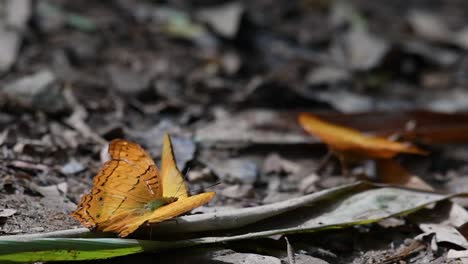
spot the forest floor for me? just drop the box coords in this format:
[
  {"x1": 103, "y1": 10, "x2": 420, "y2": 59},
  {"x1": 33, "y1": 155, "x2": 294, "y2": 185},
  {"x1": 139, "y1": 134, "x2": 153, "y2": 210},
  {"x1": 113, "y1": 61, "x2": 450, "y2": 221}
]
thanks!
[{"x1": 2, "y1": 0, "x2": 468, "y2": 263}]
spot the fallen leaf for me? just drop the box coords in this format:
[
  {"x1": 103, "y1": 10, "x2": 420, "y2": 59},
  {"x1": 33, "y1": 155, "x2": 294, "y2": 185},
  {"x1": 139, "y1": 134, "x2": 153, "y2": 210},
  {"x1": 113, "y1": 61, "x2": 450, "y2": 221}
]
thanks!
[
  {"x1": 0, "y1": 0, "x2": 31, "y2": 72},
  {"x1": 419, "y1": 224, "x2": 468, "y2": 249},
  {"x1": 298, "y1": 173, "x2": 320, "y2": 194},
  {"x1": 447, "y1": 248, "x2": 468, "y2": 260},
  {"x1": 60, "y1": 159, "x2": 85, "y2": 175},
  {"x1": 148, "y1": 182, "x2": 459, "y2": 235},
  {"x1": 1, "y1": 182, "x2": 465, "y2": 262},
  {"x1": 196, "y1": 2, "x2": 244, "y2": 38},
  {"x1": 2, "y1": 70, "x2": 67, "y2": 113},
  {"x1": 313, "y1": 89, "x2": 374, "y2": 113},
  {"x1": 407, "y1": 10, "x2": 452, "y2": 43},
  {"x1": 288, "y1": 254, "x2": 330, "y2": 264},
  {"x1": 382, "y1": 240, "x2": 426, "y2": 264},
  {"x1": 262, "y1": 192, "x2": 301, "y2": 204},
  {"x1": 311, "y1": 110, "x2": 468, "y2": 145},
  {"x1": 211, "y1": 249, "x2": 281, "y2": 264},
  {"x1": 407, "y1": 10, "x2": 468, "y2": 52},
  {"x1": 210, "y1": 158, "x2": 258, "y2": 184},
  {"x1": 409, "y1": 201, "x2": 468, "y2": 232},
  {"x1": 154, "y1": 7, "x2": 213, "y2": 44},
  {"x1": 376, "y1": 159, "x2": 433, "y2": 191},
  {"x1": 342, "y1": 27, "x2": 389, "y2": 71},
  {"x1": 186, "y1": 168, "x2": 215, "y2": 182},
  {"x1": 409, "y1": 200, "x2": 468, "y2": 259},
  {"x1": 306, "y1": 66, "x2": 351, "y2": 86},
  {"x1": 153, "y1": 248, "x2": 284, "y2": 264},
  {"x1": 455, "y1": 26, "x2": 468, "y2": 50},
  {"x1": 298, "y1": 113, "x2": 427, "y2": 162},
  {"x1": 221, "y1": 184, "x2": 254, "y2": 199},
  {"x1": 329, "y1": 1, "x2": 389, "y2": 71},
  {"x1": 0, "y1": 209, "x2": 16, "y2": 218},
  {"x1": 30, "y1": 182, "x2": 75, "y2": 211},
  {"x1": 36, "y1": 2, "x2": 96, "y2": 32},
  {"x1": 107, "y1": 65, "x2": 150, "y2": 95},
  {"x1": 402, "y1": 40, "x2": 459, "y2": 67},
  {"x1": 263, "y1": 153, "x2": 301, "y2": 175}
]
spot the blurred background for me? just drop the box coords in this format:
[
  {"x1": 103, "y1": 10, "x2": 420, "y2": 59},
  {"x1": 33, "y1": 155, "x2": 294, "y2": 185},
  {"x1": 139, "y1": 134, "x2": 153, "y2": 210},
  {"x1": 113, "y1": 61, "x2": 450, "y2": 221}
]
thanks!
[{"x1": 2, "y1": 0, "x2": 468, "y2": 262}]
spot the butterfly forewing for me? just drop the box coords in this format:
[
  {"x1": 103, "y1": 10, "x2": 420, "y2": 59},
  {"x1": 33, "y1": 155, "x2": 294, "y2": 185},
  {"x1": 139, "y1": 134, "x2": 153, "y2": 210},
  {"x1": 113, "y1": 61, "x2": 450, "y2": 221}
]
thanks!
[
  {"x1": 161, "y1": 134, "x2": 188, "y2": 199},
  {"x1": 107, "y1": 139, "x2": 163, "y2": 198},
  {"x1": 71, "y1": 139, "x2": 163, "y2": 229}
]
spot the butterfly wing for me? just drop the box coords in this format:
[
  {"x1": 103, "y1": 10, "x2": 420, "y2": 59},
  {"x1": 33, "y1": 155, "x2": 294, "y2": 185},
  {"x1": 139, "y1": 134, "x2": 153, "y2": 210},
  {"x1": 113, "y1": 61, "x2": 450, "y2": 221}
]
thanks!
[
  {"x1": 71, "y1": 139, "x2": 162, "y2": 230},
  {"x1": 72, "y1": 136, "x2": 215, "y2": 238},
  {"x1": 161, "y1": 134, "x2": 188, "y2": 198},
  {"x1": 102, "y1": 192, "x2": 216, "y2": 237},
  {"x1": 147, "y1": 192, "x2": 215, "y2": 224}
]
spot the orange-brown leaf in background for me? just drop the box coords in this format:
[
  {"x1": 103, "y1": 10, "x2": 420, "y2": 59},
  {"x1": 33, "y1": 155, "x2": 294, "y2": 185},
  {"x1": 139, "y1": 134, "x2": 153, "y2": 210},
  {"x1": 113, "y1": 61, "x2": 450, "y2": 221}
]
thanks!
[
  {"x1": 298, "y1": 113, "x2": 427, "y2": 160},
  {"x1": 313, "y1": 111, "x2": 468, "y2": 145}
]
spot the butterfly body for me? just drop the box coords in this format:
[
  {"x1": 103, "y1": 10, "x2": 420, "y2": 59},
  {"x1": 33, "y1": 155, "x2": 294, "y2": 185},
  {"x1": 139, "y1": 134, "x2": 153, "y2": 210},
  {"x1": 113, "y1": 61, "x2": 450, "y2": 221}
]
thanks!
[
  {"x1": 144, "y1": 197, "x2": 178, "y2": 211},
  {"x1": 71, "y1": 134, "x2": 215, "y2": 237}
]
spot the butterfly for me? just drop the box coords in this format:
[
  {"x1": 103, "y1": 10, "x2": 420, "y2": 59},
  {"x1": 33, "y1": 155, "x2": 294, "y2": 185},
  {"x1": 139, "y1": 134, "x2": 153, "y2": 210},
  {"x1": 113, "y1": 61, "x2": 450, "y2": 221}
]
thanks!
[{"x1": 71, "y1": 134, "x2": 215, "y2": 237}]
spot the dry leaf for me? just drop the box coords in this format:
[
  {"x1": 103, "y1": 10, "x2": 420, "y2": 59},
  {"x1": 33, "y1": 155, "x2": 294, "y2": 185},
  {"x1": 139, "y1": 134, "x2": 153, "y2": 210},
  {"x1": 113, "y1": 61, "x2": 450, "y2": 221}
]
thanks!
[
  {"x1": 376, "y1": 159, "x2": 433, "y2": 191},
  {"x1": 298, "y1": 113, "x2": 427, "y2": 160}
]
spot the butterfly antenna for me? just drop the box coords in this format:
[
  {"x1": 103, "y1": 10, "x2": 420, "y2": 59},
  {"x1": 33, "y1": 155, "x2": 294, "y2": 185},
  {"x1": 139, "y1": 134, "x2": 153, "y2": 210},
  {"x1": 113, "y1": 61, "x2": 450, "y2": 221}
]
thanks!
[{"x1": 194, "y1": 181, "x2": 220, "y2": 193}]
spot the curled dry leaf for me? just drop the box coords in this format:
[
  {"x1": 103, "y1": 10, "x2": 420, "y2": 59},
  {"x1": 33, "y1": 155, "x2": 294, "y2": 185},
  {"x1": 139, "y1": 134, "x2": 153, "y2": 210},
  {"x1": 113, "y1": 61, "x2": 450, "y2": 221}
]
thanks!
[
  {"x1": 0, "y1": 209, "x2": 16, "y2": 218},
  {"x1": 298, "y1": 113, "x2": 427, "y2": 161},
  {"x1": 376, "y1": 159, "x2": 433, "y2": 191},
  {"x1": 314, "y1": 111, "x2": 468, "y2": 145}
]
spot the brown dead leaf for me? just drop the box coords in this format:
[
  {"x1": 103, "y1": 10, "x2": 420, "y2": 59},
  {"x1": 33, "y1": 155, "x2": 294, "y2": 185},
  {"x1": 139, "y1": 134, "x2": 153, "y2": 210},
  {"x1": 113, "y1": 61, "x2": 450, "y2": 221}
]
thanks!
[
  {"x1": 315, "y1": 111, "x2": 468, "y2": 145},
  {"x1": 376, "y1": 159, "x2": 433, "y2": 191},
  {"x1": 263, "y1": 153, "x2": 301, "y2": 175},
  {"x1": 0, "y1": 209, "x2": 16, "y2": 218}
]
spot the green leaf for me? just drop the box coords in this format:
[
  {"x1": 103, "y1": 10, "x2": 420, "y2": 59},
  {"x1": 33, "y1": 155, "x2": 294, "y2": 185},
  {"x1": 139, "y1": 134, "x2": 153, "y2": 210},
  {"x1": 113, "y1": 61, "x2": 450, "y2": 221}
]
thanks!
[{"x1": 0, "y1": 238, "x2": 160, "y2": 262}]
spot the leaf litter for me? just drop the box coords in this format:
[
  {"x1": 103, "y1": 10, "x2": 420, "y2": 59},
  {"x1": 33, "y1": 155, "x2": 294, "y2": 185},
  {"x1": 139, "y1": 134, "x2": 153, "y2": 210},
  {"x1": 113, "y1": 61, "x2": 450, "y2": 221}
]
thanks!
[{"x1": 2, "y1": 1, "x2": 468, "y2": 263}]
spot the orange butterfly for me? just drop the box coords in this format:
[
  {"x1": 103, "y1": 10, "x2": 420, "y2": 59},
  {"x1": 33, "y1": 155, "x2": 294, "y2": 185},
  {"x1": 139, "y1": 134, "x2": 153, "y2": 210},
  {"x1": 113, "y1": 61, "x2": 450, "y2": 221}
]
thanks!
[
  {"x1": 298, "y1": 113, "x2": 427, "y2": 160},
  {"x1": 71, "y1": 134, "x2": 215, "y2": 237}
]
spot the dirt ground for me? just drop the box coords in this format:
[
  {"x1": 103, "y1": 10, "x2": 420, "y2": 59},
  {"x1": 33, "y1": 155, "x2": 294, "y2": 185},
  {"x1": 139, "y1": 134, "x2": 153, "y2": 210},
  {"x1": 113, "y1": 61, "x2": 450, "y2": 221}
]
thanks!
[{"x1": 2, "y1": 0, "x2": 468, "y2": 263}]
